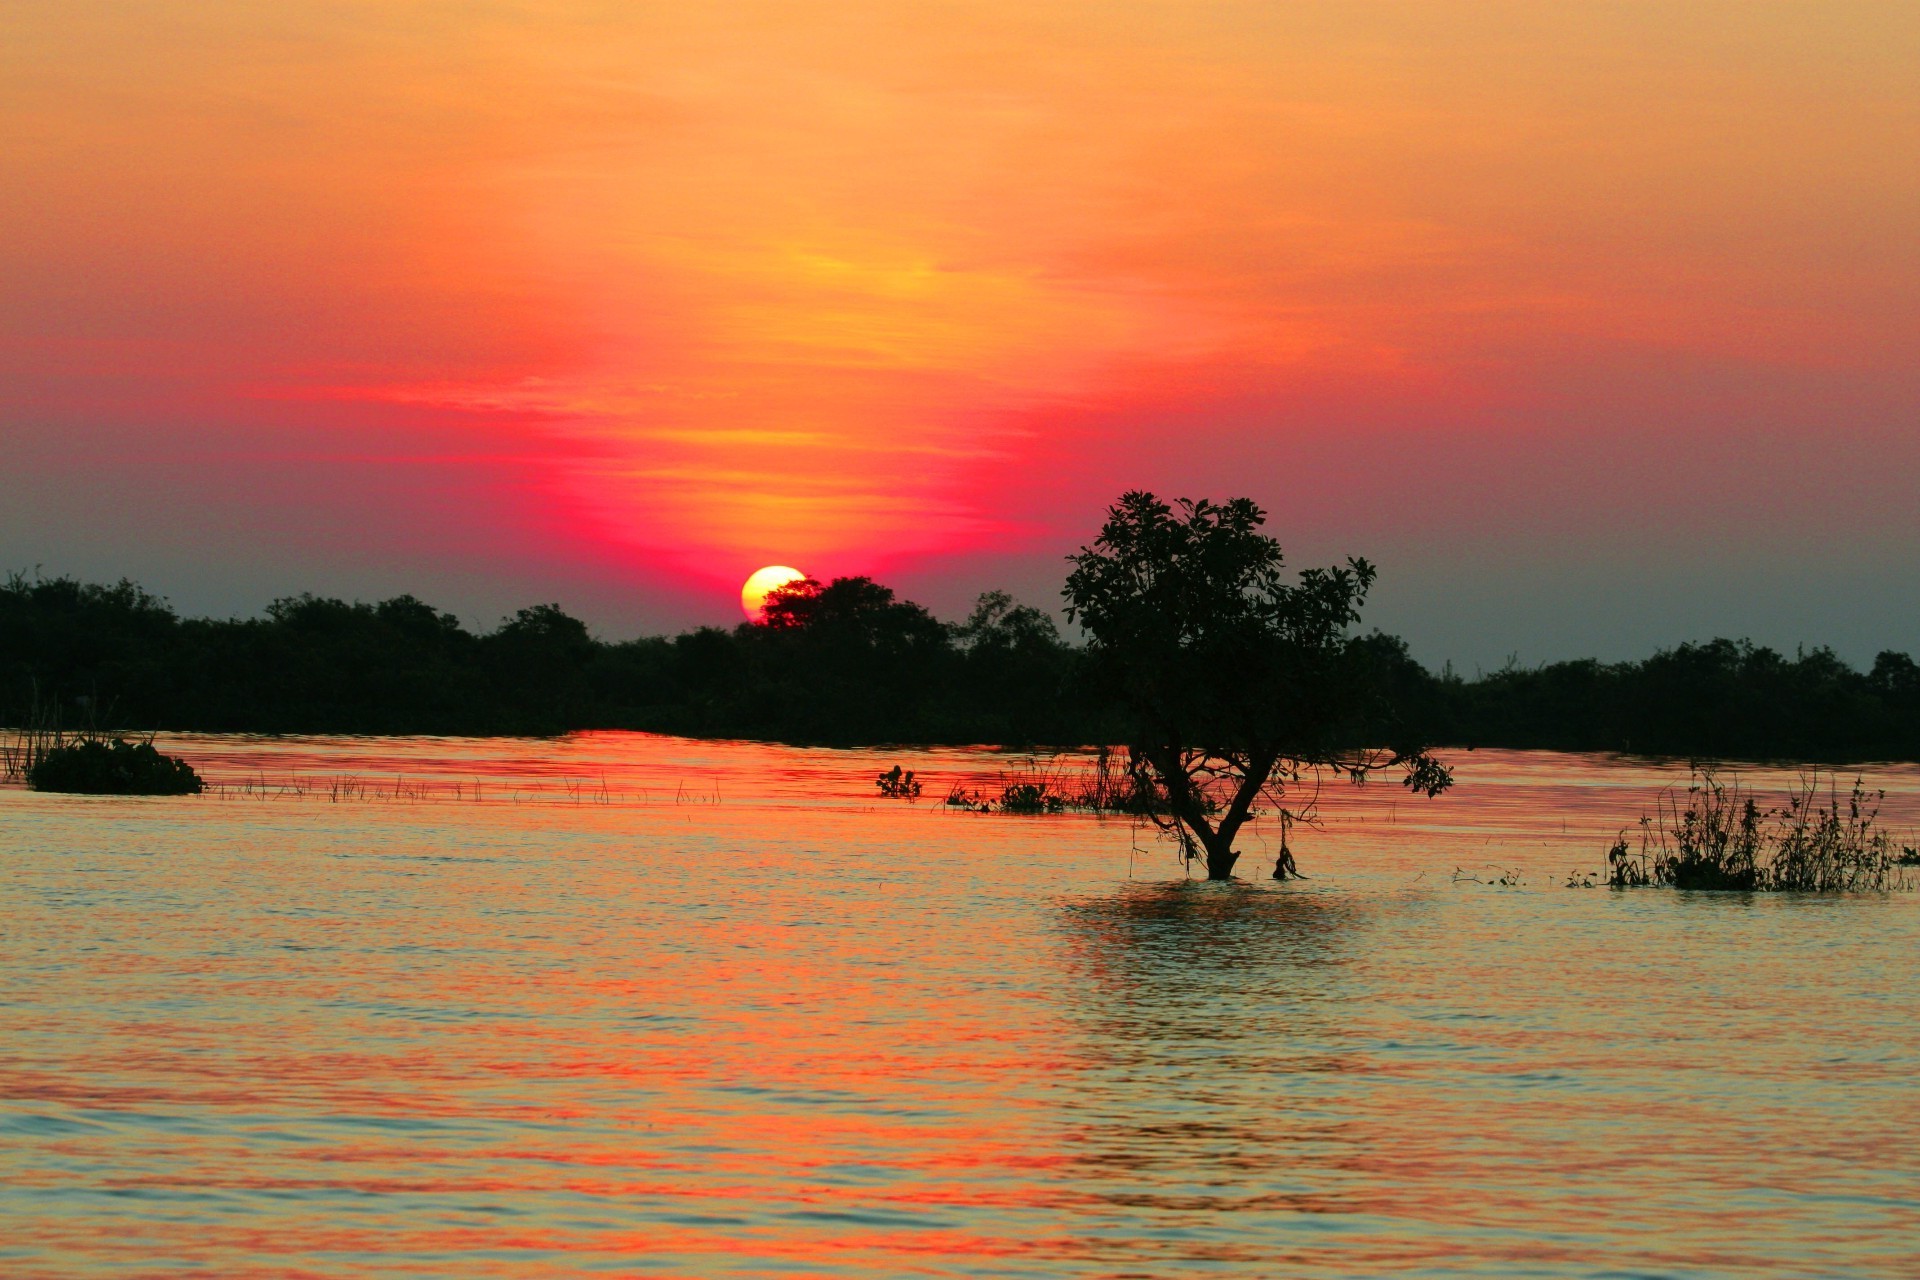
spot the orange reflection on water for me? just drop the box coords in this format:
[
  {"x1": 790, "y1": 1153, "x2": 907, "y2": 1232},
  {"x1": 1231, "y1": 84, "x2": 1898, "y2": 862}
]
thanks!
[{"x1": 2, "y1": 734, "x2": 1919, "y2": 1276}]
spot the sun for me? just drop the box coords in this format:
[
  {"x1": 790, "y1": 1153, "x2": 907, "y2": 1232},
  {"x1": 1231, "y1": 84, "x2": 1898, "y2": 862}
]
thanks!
[{"x1": 740, "y1": 565, "x2": 806, "y2": 620}]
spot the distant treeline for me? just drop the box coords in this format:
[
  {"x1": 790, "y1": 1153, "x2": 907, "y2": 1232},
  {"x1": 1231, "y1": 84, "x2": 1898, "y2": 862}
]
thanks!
[{"x1": 3, "y1": 573, "x2": 1916, "y2": 761}]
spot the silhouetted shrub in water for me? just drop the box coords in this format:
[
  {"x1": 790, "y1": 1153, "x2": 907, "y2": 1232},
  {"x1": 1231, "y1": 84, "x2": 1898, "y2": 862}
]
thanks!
[
  {"x1": 1604, "y1": 768, "x2": 1905, "y2": 892},
  {"x1": 940, "y1": 779, "x2": 1065, "y2": 814},
  {"x1": 1657, "y1": 771, "x2": 1764, "y2": 890},
  {"x1": 1602, "y1": 836, "x2": 1653, "y2": 887},
  {"x1": 939, "y1": 749, "x2": 1203, "y2": 817},
  {"x1": 941, "y1": 758, "x2": 1074, "y2": 813},
  {"x1": 1069, "y1": 745, "x2": 1169, "y2": 815},
  {"x1": 997, "y1": 781, "x2": 1064, "y2": 814},
  {"x1": 875, "y1": 765, "x2": 922, "y2": 799},
  {"x1": 27, "y1": 737, "x2": 204, "y2": 795},
  {"x1": 1766, "y1": 775, "x2": 1901, "y2": 892}
]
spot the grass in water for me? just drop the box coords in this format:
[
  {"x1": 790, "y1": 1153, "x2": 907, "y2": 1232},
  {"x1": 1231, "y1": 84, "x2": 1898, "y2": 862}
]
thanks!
[
  {"x1": 1605, "y1": 767, "x2": 1910, "y2": 891},
  {"x1": 941, "y1": 749, "x2": 1175, "y2": 816}
]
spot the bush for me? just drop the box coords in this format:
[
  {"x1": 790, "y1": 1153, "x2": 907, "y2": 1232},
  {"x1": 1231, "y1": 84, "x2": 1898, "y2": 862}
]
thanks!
[
  {"x1": 27, "y1": 737, "x2": 204, "y2": 795},
  {"x1": 1604, "y1": 768, "x2": 1904, "y2": 892}
]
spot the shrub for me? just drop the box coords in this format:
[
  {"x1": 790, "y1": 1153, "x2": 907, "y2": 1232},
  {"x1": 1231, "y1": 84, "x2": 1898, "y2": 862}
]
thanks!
[
  {"x1": 997, "y1": 781, "x2": 1064, "y2": 814},
  {"x1": 27, "y1": 737, "x2": 204, "y2": 795},
  {"x1": 1604, "y1": 768, "x2": 1904, "y2": 892}
]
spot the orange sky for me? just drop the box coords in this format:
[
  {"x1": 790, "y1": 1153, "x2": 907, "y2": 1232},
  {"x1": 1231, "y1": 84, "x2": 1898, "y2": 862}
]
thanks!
[{"x1": 5, "y1": 3, "x2": 1917, "y2": 660}]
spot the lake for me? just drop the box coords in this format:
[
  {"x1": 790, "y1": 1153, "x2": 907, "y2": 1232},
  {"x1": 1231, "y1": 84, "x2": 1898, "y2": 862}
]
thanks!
[{"x1": 3, "y1": 734, "x2": 1918, "y2": 1278}]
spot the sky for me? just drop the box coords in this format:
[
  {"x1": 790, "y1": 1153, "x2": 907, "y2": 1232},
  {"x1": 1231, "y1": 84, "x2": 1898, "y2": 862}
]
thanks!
[{"x1": 5, "y1": 1, "x2": 1917, "y2": 669}]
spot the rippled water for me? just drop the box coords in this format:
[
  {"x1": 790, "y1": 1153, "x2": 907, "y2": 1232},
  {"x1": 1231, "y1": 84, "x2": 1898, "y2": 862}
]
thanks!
[{"x1": 3, "y1": 734, "x2": 1918, "y2": 1277}]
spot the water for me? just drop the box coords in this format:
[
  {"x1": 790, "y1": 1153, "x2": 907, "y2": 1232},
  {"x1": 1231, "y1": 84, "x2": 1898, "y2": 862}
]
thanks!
[{"x1": 3, "y1": 734, "x2": 1917, "y2": 1278}]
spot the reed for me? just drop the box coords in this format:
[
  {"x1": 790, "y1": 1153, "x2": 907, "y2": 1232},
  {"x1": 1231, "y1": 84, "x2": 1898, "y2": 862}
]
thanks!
[
  {"x1": 943, "y1": 757, "x2": 1069, "y2": 813},
  {"x1": 1, "y1": 684, "x2": 67, "y2": 781},
  {"x1": 938, "y1": 749, "x2": 1181, "y2": 816},
  {"x1": 1068, "y1": 745, "x2": 1169, "y2": 815},
  {"x1": 1605, "y1": 767, "x2": 1908, "y2": 892}
]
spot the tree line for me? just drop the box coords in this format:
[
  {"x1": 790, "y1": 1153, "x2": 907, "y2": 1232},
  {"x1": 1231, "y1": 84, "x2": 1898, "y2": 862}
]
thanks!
[{"x1": 2, "y1": 569, "x2": 1915, "y2": 761}]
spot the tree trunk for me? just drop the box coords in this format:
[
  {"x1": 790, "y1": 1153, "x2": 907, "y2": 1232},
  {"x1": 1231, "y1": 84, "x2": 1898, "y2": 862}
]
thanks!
[
  {"x1": 1197, "y1": 749, "x2": 1279, "y2": 880},
  {"x1": 1140, "y1": 741, "x2": 1273, "y2": 881},
  {"x1": 1202, "y1": 831, "x2": 1239, "y2": 880}
]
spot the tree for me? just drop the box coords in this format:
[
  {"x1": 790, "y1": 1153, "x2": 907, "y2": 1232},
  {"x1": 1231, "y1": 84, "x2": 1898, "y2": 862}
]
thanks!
[
  {"x1": 482, "y1": 603, "x2": 596, "y2": 731},
  {"x1": 757, "y1": 575, "x2": 947, "y2": 650},
  {"x1": 1063, "y1": 491, "x2": 1451, "y2": 879},
  {"x1": 956, "y1": 591, "x2": 1076, "y2": 744},
  {"x1": 958, "y1": 591, "x2": 1062, "y2": 655},
  {"x1": 746, "y1": 575, "x2": 955, "y2": 741}
]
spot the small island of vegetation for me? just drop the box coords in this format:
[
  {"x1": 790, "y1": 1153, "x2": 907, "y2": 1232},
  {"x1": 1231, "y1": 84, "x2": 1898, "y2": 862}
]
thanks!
[
  {"x1": 3, "y1": 717, "x2": 205, "y2": 796},
  {"x1": 1599, "y1": 769, "x2": 1913, "y2": 893},
  {"x1": 27, "y1": 736, "x2": 205, "y2": 796}
]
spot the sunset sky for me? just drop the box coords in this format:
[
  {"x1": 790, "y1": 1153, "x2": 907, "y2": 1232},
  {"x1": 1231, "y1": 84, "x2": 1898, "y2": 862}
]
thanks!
[{"x1": 6, "y1": 2, "x2": 1916, "y2": 666}]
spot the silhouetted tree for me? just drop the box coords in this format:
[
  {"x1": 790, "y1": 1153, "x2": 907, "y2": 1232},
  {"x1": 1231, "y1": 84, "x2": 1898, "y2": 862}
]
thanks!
[
  {"x1": 0, "y1": 573, "x2": 180, "y2": 720},
  {"x1": 745, "y1": 576, "x2": 954, "y2": 740},
  {"x1": 1064, "y1": 491, "x2": 1451, "y2": 879},
  {"x1": 958, "y1": 591, "x2": 1061, "y2": 654},
  {"x1": 759, "y1": 575, "x2": 947, "y2": 649},
  {"x1": 482, "y1": 603, "x2": 596, "y2": 730},
  {"x1": 952, "y1": 591, "x2": 1078, "y2": 742}
]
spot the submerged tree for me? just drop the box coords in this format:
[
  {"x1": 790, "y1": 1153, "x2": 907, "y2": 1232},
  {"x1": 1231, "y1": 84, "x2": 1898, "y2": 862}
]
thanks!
[{"x1": 1064, "y1": 491, "x2": 1451, "y2": 879}]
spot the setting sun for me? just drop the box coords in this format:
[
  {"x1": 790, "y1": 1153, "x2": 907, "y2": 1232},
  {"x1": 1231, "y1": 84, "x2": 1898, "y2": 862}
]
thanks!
[{"x1": 740, "y1": 565, "x2": 806, "y2": 621}]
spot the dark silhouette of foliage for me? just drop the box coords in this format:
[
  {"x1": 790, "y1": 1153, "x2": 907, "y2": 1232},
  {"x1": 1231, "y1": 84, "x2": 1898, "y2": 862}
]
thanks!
[
  {"x1": 1064, "y1": 491, "x2": 1452, "y2": 879},
  {"x1": 1429, "y1": 638, "x2": 1920, "y2": 761},
  {"x1": 1, "y1": 563, "x2": 1915, "y2": 763},
  {"x1": 28, "y1": 737, "x2": 204, "y2": 795},
  {"x1": 1605, "y1": 769, "x2": 1904, "y2": 892}
]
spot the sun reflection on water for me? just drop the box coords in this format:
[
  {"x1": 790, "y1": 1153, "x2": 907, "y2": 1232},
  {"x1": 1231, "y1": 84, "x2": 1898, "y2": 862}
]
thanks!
[{"x1": 2, "y1": 735, "x2": 1918, "y2": 1276}]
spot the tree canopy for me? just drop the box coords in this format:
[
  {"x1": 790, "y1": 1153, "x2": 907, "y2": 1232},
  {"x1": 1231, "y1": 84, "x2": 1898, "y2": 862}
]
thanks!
[{"x1": 1065, "y1": 491, "x2": 1452, "y2": 879}]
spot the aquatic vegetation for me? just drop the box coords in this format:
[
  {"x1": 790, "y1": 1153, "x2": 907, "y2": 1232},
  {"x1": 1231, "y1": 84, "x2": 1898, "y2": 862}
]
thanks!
[
  {"x1": 1069, "y1": 745, "x2": 1167, "y2": 814},
  {"x1": 2, "y1": 684, "x2": 200, "y2": 795},
  {"x1": 1604, "y1": 768, "x2": 1908, "y2": 891},
  {"x1": 937, "y1": 750, "x2": 1180, "y2": 817},
  {"x1": 875, "y1": 765, "x2": 922, "y2": 799},
  {"x1": 0, "y1": 722, "x2": 54, "y2": 782},
  {"x1": 942, "y1": 760, "x2": 1069, "y2": 814},
  {"x1": 26, "y1": 736, "x2": 204, "y2": 795},
  {"x1": 1454, "y1": 865, "x2": 1525, "y2": 887},
  {"x1": 996, "y1": 781, "x2": 1064, "y2": 814}
]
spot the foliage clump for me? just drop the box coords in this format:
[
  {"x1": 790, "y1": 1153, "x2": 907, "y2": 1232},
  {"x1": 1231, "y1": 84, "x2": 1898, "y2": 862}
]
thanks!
[
  {"x1": 27, "y1": 736, "x2": 204, "y2": 795},
  {"x1": 943, "y1": 758, "x2": 1070, "y2": 814},
  {"x1": 1604, "y1": 768, "x2": 1907, "y2": 892}
]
